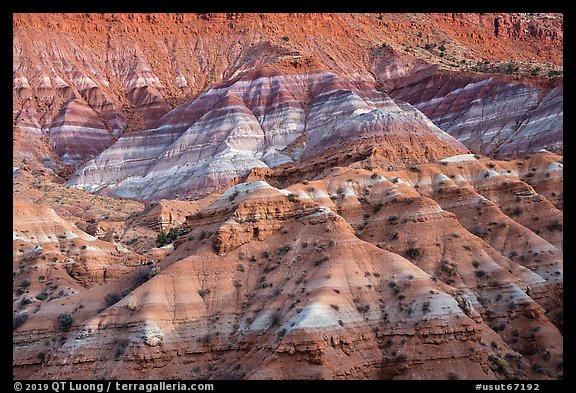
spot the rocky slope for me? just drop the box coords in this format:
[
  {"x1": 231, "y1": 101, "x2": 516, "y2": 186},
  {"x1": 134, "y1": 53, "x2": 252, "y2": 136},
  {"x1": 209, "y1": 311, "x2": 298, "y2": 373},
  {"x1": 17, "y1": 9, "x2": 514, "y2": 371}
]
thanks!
[
  {"x1": 13, "y1": 13, "x2": 563, "y2": 175},
  {"x1": 66, "y1": 67, "x2": 468, "y2": 200},
  {"x1": 13, "y1": 151, "x2": 563, "y2": 380},
  {"x1": 13, "y1": 13, "x2": 563, "y2": 380},
  {"x1": 387, "y1": 69, "x2": 563, "y2": 157}
]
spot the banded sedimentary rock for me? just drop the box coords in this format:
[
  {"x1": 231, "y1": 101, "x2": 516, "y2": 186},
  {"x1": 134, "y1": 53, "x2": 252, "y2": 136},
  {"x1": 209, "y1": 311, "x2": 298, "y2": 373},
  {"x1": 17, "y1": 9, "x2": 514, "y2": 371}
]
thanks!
[
  {"x1": 67, "y1": 69, "x2": 468, "y2": 200},
  {"x1": 388, "y1": 71, "x2": 563, "y2": 157}
]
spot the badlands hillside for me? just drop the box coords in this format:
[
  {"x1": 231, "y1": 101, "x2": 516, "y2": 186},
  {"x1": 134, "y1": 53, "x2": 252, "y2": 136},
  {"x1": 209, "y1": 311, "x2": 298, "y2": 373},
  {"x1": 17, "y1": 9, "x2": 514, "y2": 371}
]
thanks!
[{"x1": 13, "y1": 13, "x2": 562, "y2": 380}]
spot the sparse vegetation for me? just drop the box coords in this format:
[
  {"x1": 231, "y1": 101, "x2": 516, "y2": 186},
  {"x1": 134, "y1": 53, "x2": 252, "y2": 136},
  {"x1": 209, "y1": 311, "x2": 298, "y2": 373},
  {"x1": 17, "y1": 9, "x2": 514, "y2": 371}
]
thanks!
[
  {"x1": 156, "y1": 231, "x2": 167, "y2": 247},
  {"x1": 314, "y1": 255, "x2": 330, "y2": 266},
  {"x1": 18, "y1": 279, "x2": 31, "y2": 289},
  {"x1": 277, "y1": 244, "x2": 291, "y2": 254},
  {"x1": 13, "y1": 313, "x2": 28, "y2": 330},
  {"x1": 228, "y1": 190, "x2": 239, "y2": 201},
  {"x1": 105, "y1": 292, "x2": 123, "y2": 306},
  {"x1": 133, "y1": 266, "x2": 160, "y2": 287},
  {"x1": 287, "y1": 193, "x2": 299, "y2": 202},
  {"x1": 58, "y1": 313, "x2": 73, "y2": 332},
  {"x1": 422, "y1": 301, "x2": 431, "y2": 314},
  {"x1": 198, "y1": 288, "x2": 211, "y2": 298},
  {"x1": 156, "y1": 227, "x2": 181, "y2": 247},
  {"x1": 35, "y1": 292, "x2": 48, "y2": 301},
  {"x1": 405, "y1": 247, "x2": 422, "y2": 260},
  {"x1": 548, "y1": 69, "x2": 562, "y2": 77},
  {"x1": 124, "y1": 238, "x2": 138, "y2": 246},
  {"x1": 270, "y1": 311, "x2": 282, "y2": 327},
  {"x1": 547, "y1": 220, "x2": 562, "y2": 232},
  {"x1": 510, "y1": 207, "x2": 523, "y2": 217}
]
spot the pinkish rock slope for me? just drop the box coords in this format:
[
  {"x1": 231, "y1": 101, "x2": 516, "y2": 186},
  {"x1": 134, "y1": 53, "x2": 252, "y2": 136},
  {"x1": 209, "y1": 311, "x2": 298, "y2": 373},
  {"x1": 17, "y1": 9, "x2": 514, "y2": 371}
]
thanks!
[
  {"x1": 387, "y1": 70, "x2": 563, "y2": 157},
  {"x1": 67, "y1": 69, "x2": 468, "y2": 200}
]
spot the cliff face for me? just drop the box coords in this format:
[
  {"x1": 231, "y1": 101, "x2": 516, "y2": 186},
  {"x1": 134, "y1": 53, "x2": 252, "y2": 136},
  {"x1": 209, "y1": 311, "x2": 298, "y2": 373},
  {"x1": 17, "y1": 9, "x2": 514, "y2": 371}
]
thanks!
[
  {"x1": 13, "y1": 13, "x2": 563, "y2": 380},
  {"x1": 13, "y1": 13, "x2": 562, "y2": 175}
]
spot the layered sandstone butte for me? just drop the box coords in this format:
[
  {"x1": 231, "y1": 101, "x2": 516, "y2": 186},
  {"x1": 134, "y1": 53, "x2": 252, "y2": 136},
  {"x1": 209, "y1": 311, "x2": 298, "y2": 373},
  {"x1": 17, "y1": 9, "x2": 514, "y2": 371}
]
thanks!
[{"x1": 13, "y1": 13, "x2": 562, "y2": 381}]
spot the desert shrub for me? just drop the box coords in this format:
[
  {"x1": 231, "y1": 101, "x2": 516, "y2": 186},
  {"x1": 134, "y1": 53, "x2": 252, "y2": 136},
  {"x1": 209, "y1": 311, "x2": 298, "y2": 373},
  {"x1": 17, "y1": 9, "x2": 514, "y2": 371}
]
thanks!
[
  {"x1": 228, "y1": 190, "x2": 239, "y2": 201},
  {"x1": 422, "y1": 301, "x2": 431, "y2": 314},
  {"x1": 277, "y1": 244, "x2": 291, "y2": 254},
  {"x1": 287, "y1": 193, "x2": 299, "y2": 202},
  {"x1": 133, "y1": 266, "x2": 160, "y2": 287},
  {"x1": 405, "y1": 247, "x2": 422, "y2": 260},
  {"x1": 547, "y1": 220, "x2": 562, "y2": 232},
  {"x1": 505, "y1": 63, "x2": 515, "y2": 74},
  {"x1": 58, "y1": 313, "x2": 73, "y2": 332},
  {"x1": 124, "y1": 238, "x2": 138, "y2": 246},
  {"x1": 13, "y1": 313, "x2": 28, "y2": 330},
  {"x1": 105, "y1": 292, "x2": 122, "y2": 306},
  {"x1": 270, "y1": 311, "x2": 282, "y2": 327},
  {"x1": 156, "y1": 231, "x2": 167, "y2": 247},
  {"x1": 18, "y1": 279, "x2": 31, "y2": 288},
  {"x1": 198, "y1": 288, "x2": 211, "y2": 298},
  {"x1": 35, "y1": 292, "x2": 48, "y2": 301},
  {"x1": 510, "y1": 207, "x2": 523, "y2": 217},
  {"x1": 373, "y1": 202, "x2": 383, "y2": 213},
  {"x1": 167, "y1": 227, "x2": 179, "y2": 241}
]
